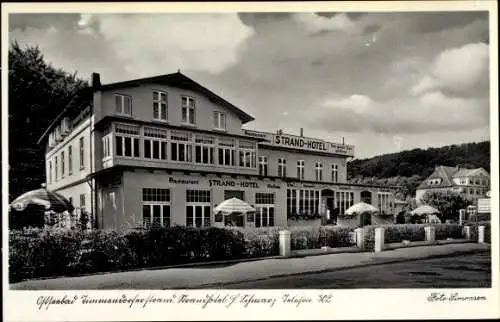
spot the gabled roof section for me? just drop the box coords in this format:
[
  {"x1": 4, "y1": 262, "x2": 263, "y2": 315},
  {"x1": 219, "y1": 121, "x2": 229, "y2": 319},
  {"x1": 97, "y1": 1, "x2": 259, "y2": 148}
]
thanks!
[
  {"x1": 417, "y1": 165, "x2": 459, "y2": 190},
  {"x1": 37, "y1": 87, "x2": 93, "y2": 144},
  {"x1": 96, "y1": 71, "x2": 255, "y2": 124},
  {"x1": 453, "y1": 167, "x2": 489, "y2": 177}
]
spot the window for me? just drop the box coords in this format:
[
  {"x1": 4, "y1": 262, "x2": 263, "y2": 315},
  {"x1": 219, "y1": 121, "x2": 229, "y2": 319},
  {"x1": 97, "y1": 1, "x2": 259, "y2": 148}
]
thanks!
[
  {"x1": 460, "y1": 178, "x2": 466, "y2": 185},
  {"x1": 213, "y1": 111, "x2": 226, "y2": 130},
  {"x1": 195, "y1": 135, "x2": 215, "y2": 165},
  {"x1": 238, "y1": 140, "x2": 256, "y2": 168},
  {"x1": 79, "y1": 137, "x2": 85, "y2": 169},
  {"x1": 171, "y1": 130, "x2": 193, "y2": 162},
  {"x1": 68, "y1": 146, "x2": 73, "y2": 175},
  {"x1": 378, "y1": 192, "x2": 392, "y2": 214},
  {"x1": 336, "y1": 191, "x2": 354, "y2": 216},
  {"x1": 315, "y1": 162, "x2": 323, "y2": 181},
  {"x1": 153, "y1": 91, "x2": 168, "y2": 121},
  {"x1": 287, "y1": 189, "x2": 320, "y2": 215},
  {"x1": 181, "y1": 96, "x2": 196, "y2": 124},
  {"x1": 102, "y1": 134, "x2": 112, "y2": 158},
  {"x1": 48, "y1": 160, "x2": 52, "y2": 184},
  {"x1": 60, "y1": 151, "x2": 65, "y2": 178},
  {"x1": 54, "y1": 156, "x2": 58, "y2": 181},
  {"x1": 331, "y1": 164, "x2": 338, "y2": 183},
  {"x1": 115, "y1": 94, "x2": 132, "y2": 116},
  {"x1": 186, "y1": 190, "x2": 211, "y2": 227},
  {"x1": 297, "y1": 160, "x2": 305, "y2": 180},
  {"x1": 258, "y1": 156, "x2": 268, "y2": 176},
  {"x1": 144, "y1": 127, "x2": 168, "y2": 160},
  {"x1": 218, "y1": 138, "x2": 235, "y2": 166},
  {"x1": 255, "y1": 193, "x2": 275, "y2": 227},
  {"x1": 277, "y1": 158, "x2": 287, "y2": 177},
  {"x1": 142, "y1": 188, "x2": 170, "y2": 228},
  {"x1": 115, "y1": 124, "x2": 140, "y2": 158},
  {"x1": 80, "y1": 193, "x2": 86, "y2": 212}
]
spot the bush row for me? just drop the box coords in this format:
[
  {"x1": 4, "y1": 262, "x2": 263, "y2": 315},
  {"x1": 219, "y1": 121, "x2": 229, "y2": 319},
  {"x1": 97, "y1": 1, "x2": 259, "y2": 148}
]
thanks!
[
  {"x1": 9, "y1": 226, "x2": 248, "y2": 283},
  {"x1": 289, "y1": 226, "x2": 355, "y2": 250},
  {"x1": 362, "y1": 223, "x2": 467, "y2": 250},
  {"x1": 463, "y1": 221, "x2": 491, "y2": 243}
]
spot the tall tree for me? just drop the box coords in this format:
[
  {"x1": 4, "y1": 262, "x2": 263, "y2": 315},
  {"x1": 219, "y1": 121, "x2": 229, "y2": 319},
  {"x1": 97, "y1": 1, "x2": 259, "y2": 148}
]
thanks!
[
  {"x1": 421, "y1": 191, "x2": 471, "y2": 222},
  {"x1": 8, "y1": 42, "x2": 88, "y2": 201}
]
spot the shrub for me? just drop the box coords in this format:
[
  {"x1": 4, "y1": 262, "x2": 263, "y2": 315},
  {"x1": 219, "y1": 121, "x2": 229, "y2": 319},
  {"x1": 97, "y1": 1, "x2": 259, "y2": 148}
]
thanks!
[
  {"x1": 290, "y1": 226, "x2": 355, "y2": 250},
  {"x1": 463, "y1": 221, "x2": 491, "y2": 243},
  {"x1": 362, "y1": 223, "x2": 467, "y2": 250},
  {"x1": 229, "y1": 227, "x2": 280, "y2": 257}
]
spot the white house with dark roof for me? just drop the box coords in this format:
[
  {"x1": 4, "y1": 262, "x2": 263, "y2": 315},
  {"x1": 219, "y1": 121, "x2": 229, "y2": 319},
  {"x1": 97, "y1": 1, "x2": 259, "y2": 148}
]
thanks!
[{"x1": 415, "y1": 165, "x2": 490, "y2": 204}]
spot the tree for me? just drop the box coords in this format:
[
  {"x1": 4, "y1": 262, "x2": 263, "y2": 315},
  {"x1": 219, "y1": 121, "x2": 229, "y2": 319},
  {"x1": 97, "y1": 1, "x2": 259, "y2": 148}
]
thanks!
[
  {"x1": 8, "y1": 42, "x2": 88, "y2": 201},
  {"x1": 421, "y1": 191, "x2": 471, "y2": 222}
]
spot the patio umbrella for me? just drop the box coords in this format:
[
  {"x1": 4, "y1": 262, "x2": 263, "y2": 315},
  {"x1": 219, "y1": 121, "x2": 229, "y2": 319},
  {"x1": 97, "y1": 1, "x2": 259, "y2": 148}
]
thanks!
[
  {"x1": 10, "y1": 184, "x2": 74, "y2": 213},
  {"x1": 410, "y1": 205, "x2": 440, "y2": 215},
  {"x1": 345, "y1": 202, "x2": 378, "y2": 216},
  {"x1": 214, "y1": 197, "x2": 255, "y2": 214}
]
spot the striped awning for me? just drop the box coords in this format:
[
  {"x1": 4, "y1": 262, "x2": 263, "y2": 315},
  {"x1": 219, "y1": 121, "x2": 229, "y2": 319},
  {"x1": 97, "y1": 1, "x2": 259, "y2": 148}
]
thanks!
[{"x1": 214, "y1": 198, "x2": 255, "y2": 214}]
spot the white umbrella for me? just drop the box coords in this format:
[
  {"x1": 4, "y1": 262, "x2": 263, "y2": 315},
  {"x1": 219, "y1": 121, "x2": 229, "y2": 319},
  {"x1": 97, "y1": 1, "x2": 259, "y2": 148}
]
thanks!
[
  {"x1": 410, "y1": 205, "x2": 440, "y2": 215},
  {"x1": 345, "y1": 202, "x2": 379, "y2": 216},
  {"x1": 214, "y1": 198, "x2": 255, "y2": 214}
]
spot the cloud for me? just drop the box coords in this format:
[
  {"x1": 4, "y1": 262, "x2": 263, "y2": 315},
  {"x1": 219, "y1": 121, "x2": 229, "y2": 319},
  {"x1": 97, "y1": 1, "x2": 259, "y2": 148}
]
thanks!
[
  {"x1": 310, "y1": 91, "x2": 488, "y2": 134},
  {"x1": 80, "y1": 13, "x2": 254, "y2": 76},
  {"x1": 292, "y1": 13, "x2": 357, "y2": 34},
  {"x1": 411, "y1": 42, "x2": 489, "y2": 95}
]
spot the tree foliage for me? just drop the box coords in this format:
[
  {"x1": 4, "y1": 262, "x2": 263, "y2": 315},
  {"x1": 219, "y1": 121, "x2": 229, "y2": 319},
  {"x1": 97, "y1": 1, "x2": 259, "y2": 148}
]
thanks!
[
  {"x1": 8, "y1": 42, "x2": 88, "y2": 201},
  {"x1": 421, "y1": 190, "x2": 471, "y2": 222},
  {"x1": 347, "y1": 142, "x2": 490, "y2": 198},
  {"x1": 348, "y1": 141, "x2": 490, "y2": 179}
]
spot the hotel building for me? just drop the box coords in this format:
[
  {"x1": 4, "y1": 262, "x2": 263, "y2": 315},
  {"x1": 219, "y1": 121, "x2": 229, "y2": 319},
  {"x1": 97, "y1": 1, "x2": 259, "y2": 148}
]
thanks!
[{"x1": 39, "y1": 72, "x2": 397, "y2": 231}]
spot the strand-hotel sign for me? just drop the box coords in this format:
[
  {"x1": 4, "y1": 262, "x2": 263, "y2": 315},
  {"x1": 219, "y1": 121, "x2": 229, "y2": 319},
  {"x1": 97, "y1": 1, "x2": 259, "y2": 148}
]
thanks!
[{"x1": 243, "y1": 130, "x2": 355, "y2": 157}]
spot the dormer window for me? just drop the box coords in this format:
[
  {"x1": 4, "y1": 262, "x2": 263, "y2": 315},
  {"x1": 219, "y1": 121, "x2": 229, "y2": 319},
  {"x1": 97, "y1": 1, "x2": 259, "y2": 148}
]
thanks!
[
  {"x1": 181, "y1": 96, "x2": 196, "y2": 125},
  {"x1": 115, "y1": 94, "x2": 132, "y2": 116},
  {"x1": 153, "y1": 91, "x2": 168, "y2": 121}
]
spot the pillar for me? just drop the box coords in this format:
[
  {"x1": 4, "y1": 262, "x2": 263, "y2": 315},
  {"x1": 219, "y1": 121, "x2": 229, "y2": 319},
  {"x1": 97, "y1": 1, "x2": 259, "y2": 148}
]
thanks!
[
  {"x1": 355, "y1": 228, "x2": 365, "y2": 249},
  {"x1": 464, "y1": 226, "x2": 472, "y2": 240},
  {"x1": 424, "y1": 226, "x2": 436, "y2": 242},
  {"x1": 279, "y1": 230, "x2": 292, "y2": 257},
  {"x1": 374, "y1": 227, "x2": 385, "y2": 253},
  {"x1": 478, "y1": 226, "x2": 485, "y2": 244}
]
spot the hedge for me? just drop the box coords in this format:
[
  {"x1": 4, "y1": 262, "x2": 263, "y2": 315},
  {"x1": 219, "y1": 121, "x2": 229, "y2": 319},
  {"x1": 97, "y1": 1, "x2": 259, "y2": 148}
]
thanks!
[
  {"x1": 9, "y1": 226, "x2": 247, "y2": 283},
  {"x1": 290, "y1": 226, "x2": 355, "y2": 250},
  {"x1": 363, "y1": 223, "x2": 467, "y2": 250},
  {"x1": 463, "y1": 221, "x2": 491, "y2": 243}
]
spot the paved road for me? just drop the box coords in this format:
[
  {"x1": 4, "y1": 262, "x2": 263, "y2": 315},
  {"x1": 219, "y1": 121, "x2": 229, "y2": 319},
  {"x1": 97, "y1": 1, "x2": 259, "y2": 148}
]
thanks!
[{"x1": 210, "y1": 252, "x2": 491, "y2": 289}]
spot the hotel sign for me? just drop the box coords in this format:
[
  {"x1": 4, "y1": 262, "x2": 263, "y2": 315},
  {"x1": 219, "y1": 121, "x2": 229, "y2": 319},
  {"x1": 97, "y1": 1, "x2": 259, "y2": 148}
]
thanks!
[{"x1": 244, "y1": 130, "x2": 354, "y2": 156}]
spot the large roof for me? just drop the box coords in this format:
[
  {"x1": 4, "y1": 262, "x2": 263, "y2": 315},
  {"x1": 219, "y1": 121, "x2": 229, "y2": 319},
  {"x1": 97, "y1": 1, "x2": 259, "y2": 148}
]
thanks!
[
  {"x1": 38, "y1": 72, "x2": 255, "y2": 144},
  {"x1": 97, "y1": 71, "x2": 254, "y2": 124},
  {"x1": 417, "y1": 165, "x2": 487, "y2": 190}
]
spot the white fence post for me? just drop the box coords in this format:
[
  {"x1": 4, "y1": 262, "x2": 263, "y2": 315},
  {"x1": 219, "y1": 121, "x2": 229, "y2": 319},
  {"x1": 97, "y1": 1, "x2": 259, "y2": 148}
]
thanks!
[
  {"x1": 424, "y1": 226, "x2": 436, "y2": 243},
  {"x1": 355, "y1": 228, "x2": 365, "y2": 249},
  {"x1": 374, "y1": 227, "x2": 385, "y2": 253},
  {"x1": 279, "y1": 230, "x2": 292, "y2": 257},
  {"x1": 464, "y1": 226, "x2": 472, "y2": 240},
  {"x1": 478, "y1": 226, "x2": 486, "y2": 244}
]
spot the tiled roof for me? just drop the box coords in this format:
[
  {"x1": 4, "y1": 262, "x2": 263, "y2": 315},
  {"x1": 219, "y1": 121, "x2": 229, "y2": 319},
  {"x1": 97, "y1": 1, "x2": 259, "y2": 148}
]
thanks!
[{"x1": 417, "y1": 165, "x2": 487, "y2": 190}]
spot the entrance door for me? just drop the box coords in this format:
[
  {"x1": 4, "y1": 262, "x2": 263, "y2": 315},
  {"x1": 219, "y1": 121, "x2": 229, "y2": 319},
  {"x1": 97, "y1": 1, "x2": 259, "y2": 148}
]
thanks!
[
  {"x1": 224, "y1": 212, "x2": 245, "y2": 227},
  {"x1": 359, "y1": 212, "x2": 372, "y2": 227},
  {"x1": 326, "y1": 197, "x2": 336, "y2": 223}
]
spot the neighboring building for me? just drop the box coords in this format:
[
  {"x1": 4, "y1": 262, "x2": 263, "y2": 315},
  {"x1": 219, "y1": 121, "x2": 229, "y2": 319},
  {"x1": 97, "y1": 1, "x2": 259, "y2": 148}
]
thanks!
[
  {"x1": 415, "y1": 165, "x2": 490, "y2": 204},
  {"x1": 38, "y1": 71, "x2": 397, "y2": 231}
]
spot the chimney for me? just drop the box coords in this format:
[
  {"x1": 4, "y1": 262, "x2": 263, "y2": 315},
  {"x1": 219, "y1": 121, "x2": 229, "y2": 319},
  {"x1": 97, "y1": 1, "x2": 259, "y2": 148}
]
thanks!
[
  {"x1": 277, "y1": 129, "x2": 283, "y2": 135},
  {"x1": 300, "y1": 128, "x2": 304, "y2": 137},
  {"x1": 342, "y1": 137, "x2": 345, "y2": 145},
  {"x1": 91, "y1": 72, "x2": 101, "y2": 89}
]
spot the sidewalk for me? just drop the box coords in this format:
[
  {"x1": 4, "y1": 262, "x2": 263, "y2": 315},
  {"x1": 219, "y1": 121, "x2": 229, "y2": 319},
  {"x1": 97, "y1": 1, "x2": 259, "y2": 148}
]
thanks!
[{"x1": 10, "y1": 243, "x2": 490, "y2": 290}]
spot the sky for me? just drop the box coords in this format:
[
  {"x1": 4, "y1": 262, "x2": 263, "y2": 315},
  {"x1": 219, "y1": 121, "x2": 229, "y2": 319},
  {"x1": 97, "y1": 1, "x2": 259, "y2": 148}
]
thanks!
[{"x1": 8, "y1": 10, "x2": 491, "y2": 159}]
